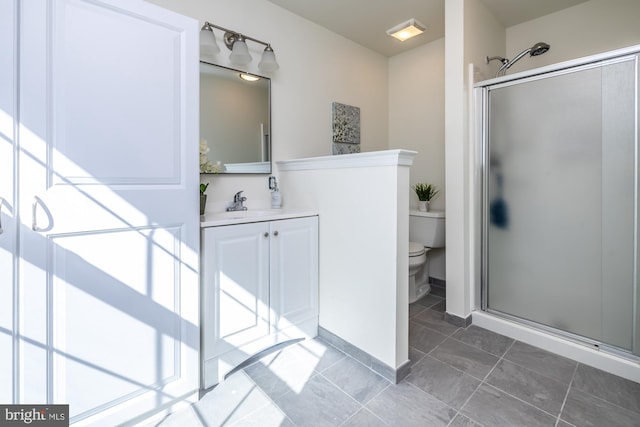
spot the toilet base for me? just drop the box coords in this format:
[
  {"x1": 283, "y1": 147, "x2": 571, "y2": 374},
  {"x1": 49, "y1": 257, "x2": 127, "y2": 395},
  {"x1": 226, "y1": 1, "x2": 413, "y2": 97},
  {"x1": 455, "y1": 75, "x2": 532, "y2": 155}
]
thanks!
[
  {"x1": 408, "y1": 275, "x2": 431, "y2": 304},
  {"x1": 414, "y1": 282, "x2": 432, "y2": 303}
]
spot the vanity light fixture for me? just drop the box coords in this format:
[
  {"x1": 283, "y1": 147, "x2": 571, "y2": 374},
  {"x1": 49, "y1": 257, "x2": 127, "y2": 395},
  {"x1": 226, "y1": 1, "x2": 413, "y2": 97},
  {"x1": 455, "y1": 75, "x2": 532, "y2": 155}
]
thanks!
[
  {"x1": 200, "y1": 21, "x2": 279, "y2": 72},
  {"x1": 239, "y1": 73, "x2": 260, "y2": 82},
  {"x1": 386, "y1": 18, "x2": 426, "y2": 42}
]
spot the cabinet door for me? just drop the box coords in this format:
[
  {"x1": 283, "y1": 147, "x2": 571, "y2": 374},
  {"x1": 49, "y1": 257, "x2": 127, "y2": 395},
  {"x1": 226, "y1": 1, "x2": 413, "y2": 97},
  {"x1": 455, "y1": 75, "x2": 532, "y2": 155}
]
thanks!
[
  {"x1": 202, "y1": 223, "x2": 270, "y2": 361},
  {"x1": 270, "y1": 217, "x2": 319, "y2": 331}
]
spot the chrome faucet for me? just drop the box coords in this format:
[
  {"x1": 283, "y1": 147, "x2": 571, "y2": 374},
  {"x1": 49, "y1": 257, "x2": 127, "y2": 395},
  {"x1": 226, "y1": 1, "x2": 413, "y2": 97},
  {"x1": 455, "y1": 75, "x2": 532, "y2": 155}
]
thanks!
[{"x1": 227, "y1": 191, "x2": 248, "y2": 211}]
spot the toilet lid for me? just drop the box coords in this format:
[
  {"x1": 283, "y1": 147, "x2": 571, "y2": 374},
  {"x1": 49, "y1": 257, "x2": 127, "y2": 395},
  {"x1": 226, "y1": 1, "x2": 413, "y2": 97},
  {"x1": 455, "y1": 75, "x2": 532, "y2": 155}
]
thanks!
[{"x1": 409, "y1": 242, "x2": 426, "y2": 256}]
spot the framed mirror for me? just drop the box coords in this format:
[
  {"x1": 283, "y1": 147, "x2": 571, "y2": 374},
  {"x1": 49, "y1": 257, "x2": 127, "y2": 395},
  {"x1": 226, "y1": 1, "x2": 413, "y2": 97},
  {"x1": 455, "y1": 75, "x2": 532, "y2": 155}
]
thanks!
[{"x1": 200, "y1": 61, "x2": 271, "y2": 174}]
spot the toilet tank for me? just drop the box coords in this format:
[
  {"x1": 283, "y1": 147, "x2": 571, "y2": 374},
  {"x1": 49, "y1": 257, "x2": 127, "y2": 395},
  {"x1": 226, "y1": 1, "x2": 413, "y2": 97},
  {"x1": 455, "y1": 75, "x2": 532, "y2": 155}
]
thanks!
[{"x1": 409, "y1": 210, "x2": 445, "y2": 248}]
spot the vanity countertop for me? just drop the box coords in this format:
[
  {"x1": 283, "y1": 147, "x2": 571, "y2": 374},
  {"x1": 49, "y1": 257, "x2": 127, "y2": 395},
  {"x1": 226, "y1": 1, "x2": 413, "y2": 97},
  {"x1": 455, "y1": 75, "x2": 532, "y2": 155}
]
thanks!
[{"x1": 200, "y1": 208, "x2": 318, "y2": 227}]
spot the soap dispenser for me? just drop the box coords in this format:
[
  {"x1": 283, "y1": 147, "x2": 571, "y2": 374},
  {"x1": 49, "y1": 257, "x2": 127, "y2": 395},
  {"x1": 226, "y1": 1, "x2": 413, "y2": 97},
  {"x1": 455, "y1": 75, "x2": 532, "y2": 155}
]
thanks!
[{"x1": 269, "y1": 176, "x2": 282, "y2": 209}]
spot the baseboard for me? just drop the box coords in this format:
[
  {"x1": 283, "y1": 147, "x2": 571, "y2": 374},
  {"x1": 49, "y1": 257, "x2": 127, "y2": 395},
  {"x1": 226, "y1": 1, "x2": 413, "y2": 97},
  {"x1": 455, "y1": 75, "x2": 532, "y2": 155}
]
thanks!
[
  {"x1": 429, "y1": 277, "x2": 446, "y2": 287},
  {"x1": 318, "y1": 327, "x2": 410, "y2": 384},
  {"x1": 444, "y1": 311, "x2": 472, "y2": 328}
]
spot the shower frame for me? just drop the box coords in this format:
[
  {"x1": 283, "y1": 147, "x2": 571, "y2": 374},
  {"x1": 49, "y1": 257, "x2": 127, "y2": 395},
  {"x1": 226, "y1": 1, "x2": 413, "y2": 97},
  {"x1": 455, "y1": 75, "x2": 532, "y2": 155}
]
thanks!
[{"x1": 475, "y1": 44, "x2": 640, "y2": 362}]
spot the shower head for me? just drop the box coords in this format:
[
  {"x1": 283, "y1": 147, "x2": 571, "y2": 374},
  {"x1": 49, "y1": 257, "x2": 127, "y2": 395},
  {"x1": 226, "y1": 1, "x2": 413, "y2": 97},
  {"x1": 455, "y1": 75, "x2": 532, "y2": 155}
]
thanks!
[
  {"x1": 530, "y1": 42, "x2": 550, "y2": 56},
  {"x1": 495, "y1": 41, "x2": 551, "y2": 77}
]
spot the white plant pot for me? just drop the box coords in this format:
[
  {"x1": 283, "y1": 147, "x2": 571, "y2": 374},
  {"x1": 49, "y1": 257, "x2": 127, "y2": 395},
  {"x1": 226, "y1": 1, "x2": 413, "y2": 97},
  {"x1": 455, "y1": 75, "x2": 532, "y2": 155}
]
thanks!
[{"x1": 418, "y1": 200, "x2": 429, "y2": 212}]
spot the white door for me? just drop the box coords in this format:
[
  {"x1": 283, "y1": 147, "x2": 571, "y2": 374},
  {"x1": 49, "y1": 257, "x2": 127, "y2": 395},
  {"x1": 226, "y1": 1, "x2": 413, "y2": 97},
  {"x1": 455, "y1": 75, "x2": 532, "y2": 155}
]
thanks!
[
  {"x1": 0, "y1": 0, "x2": 18, "y2": 405},
  {"x1": 270, "y1": 217, "x2": 319, "y2": 332},
  {"x1": 15, "y1": 0, "x2": 199, "y2": 425}
]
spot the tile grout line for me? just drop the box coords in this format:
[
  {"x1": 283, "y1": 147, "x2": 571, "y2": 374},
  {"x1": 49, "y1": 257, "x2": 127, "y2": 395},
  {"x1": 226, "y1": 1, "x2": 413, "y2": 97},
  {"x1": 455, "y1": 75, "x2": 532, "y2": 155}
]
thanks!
[
  {"x1": 480, "y1": 381, "x2": 561, "y2": 421},
  {"x1": 499, "y1": 344, "x2": 578, "y2": 389},
  {"x1": 314, "y1": 370, "x2": 374, "y2": 424},
  {"x1": 469, "y1": 336, "x2": 564, "y2": 421},
  {"x1": 238, "y1": 340, "x2": 350, "y2": 427},
  {"x1": 453, "y1": 339, "x2": 515, "y2": 425},
  {"x1": 567, "y1": 366, "x2": 640, "y2": 418},
  {"x1": 555, "y1": 362, "x2": 579, "y2": 427},
  {"x1": 401, "y1": 380, "x2": 463, "y2": 425}
]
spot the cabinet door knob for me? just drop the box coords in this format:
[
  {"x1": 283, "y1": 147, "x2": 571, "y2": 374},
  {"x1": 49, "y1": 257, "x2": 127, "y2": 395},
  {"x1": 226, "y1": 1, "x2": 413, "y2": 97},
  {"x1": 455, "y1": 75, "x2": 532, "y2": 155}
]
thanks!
[
  {"x1": 263, "y1": 232, "x2": 269, "y2": 238},
  {"x1": 273, "y1": 230, "x2": 279, "y2": 237}
]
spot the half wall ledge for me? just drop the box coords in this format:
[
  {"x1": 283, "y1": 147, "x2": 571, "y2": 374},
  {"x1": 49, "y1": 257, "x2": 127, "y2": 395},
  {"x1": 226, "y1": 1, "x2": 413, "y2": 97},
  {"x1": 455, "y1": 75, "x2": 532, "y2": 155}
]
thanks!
[{"x1": 277, "y1": 149, "x2": 417, "y2": 171}]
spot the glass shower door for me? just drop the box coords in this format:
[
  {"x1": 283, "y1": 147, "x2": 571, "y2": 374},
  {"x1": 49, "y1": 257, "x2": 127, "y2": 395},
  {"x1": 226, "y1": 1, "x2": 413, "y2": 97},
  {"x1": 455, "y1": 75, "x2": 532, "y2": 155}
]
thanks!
[{"x1": 484, "y1": 55, "x2": 639, "y2": 355}]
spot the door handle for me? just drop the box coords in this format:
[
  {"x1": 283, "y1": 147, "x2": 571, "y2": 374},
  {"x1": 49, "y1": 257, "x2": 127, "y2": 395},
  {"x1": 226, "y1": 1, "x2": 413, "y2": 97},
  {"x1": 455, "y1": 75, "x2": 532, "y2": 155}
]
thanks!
[
  {"x1": 31, "y1": 196, "x2": 53, "y2": 232},
  {"x1": 32, "y1": 197, "x2": 41, "y2": 231},
  {"x1": 0, "y1": 197, "x2": 4, "y2": 234}
]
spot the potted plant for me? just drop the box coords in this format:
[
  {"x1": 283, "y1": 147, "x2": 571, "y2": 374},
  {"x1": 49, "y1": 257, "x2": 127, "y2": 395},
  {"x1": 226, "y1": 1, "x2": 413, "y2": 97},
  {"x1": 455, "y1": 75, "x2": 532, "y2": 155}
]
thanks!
[
  {"x1": 412, "y1": 183, "x2": 439, "y2": 212},
  {"x1": 200, "y1": 183, "x2": 209, "y2": 215}
]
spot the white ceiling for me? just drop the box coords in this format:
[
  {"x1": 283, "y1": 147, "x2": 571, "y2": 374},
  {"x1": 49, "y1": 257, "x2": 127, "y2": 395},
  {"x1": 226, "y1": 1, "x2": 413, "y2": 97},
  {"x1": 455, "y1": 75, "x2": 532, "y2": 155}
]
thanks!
[{"x1": 266, "y1": 0, "x2": 589, "y2": 57}]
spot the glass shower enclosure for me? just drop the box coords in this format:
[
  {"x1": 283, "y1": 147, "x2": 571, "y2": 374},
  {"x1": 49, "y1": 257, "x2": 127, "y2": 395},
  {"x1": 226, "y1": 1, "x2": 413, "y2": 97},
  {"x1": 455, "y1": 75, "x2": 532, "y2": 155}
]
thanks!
[{"x1": 478, "y1": 47, "x2": 640, "y2": 358}]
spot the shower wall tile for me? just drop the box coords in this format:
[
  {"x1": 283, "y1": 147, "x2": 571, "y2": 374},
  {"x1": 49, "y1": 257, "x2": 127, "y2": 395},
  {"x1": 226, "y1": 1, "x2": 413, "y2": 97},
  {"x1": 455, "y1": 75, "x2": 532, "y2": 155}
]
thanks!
[{"x1": 503, "y1": 341, "x2": 577, "y2": 385}]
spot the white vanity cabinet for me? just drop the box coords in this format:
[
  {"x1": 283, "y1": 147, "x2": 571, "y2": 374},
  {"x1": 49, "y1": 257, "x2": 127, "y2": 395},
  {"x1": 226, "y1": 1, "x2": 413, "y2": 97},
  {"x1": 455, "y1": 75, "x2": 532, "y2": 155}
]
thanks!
[{"x1": 201, "y1": 215, "x2": 318, "y2": 388}]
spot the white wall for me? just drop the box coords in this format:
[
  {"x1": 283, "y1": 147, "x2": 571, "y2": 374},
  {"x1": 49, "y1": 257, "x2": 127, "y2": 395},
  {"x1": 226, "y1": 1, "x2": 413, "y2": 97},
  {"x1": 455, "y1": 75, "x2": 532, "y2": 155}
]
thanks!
[
  {"x1": 279, "y1": 151, "x2": 413, "y2": 370},
  {"x1": 389, "y1": 39, "x2": 445, "y2": 212},
  {"x1": 505, "y1": 0, "x2": 640, "y2": 75},
  {"x1": 388, "y1": 39, "x2": 446, "y2": 280},
  {"x1": 147, "y1": 0, "x2": 389, "y2": 212},
  {"x1": 464, "y1": 0, "x2": 506, "y2": 81},
  {"x1": 387, "y1": 0, "x2": 505, "y2": 283}
]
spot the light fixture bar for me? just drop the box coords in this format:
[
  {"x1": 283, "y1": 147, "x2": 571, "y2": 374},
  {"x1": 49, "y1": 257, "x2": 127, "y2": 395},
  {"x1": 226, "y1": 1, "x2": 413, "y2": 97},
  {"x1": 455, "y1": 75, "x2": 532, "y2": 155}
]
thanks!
[
  {"x1": 386, "y1": 18, "x2": 426, "y2": 42},
  {"x1": 200, "y1": 21, "x2": 279, "y2": 72},
  {"x1": 202, "y1": 21, "x2": 270, "y2": 50}
]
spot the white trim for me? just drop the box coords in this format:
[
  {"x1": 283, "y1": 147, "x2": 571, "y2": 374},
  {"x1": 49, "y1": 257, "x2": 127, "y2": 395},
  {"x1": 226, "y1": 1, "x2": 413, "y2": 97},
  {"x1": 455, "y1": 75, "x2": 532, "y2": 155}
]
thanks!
[
  {"x1": 473, "y1": 311, "x2": 640, "y2": 383},
  {"x1": 277, "y1": 149, "x2": 417, "y2": 171}
]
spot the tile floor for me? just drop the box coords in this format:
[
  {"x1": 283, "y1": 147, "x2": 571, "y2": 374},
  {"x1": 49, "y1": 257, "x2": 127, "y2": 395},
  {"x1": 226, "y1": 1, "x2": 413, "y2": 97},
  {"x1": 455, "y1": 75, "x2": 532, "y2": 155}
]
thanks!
[{"x1": 157, "y1": 287, "x2": 640, "y2": 427}]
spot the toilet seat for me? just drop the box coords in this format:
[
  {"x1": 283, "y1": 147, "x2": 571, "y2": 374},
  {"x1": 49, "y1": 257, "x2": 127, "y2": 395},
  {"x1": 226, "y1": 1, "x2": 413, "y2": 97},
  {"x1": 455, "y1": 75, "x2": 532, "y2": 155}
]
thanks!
[{"x1": 409, "y1": 241, "x2": 425, "y2": 257}]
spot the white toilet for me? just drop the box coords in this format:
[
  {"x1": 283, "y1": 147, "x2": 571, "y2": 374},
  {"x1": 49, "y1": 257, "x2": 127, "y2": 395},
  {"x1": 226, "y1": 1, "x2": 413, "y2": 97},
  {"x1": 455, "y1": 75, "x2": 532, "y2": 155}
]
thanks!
[{"x1": 408, "y1": 210, "x2": 445, "y2": 303}]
